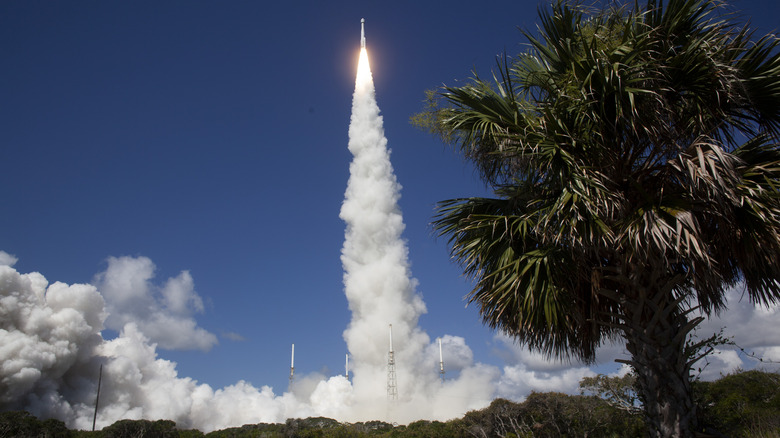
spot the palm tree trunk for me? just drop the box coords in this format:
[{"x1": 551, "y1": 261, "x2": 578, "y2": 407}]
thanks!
[{"x1": 619, "y1": 284, "x2": 698, "y2": 438}]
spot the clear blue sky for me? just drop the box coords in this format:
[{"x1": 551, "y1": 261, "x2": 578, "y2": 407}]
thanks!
[{"x1": 2, "y1": 0, "x2": 779, "y2": 412}]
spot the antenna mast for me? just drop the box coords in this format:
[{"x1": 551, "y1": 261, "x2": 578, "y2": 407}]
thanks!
[{"x1": 387, "y1": 324, "x2": 398, "y2": 400}]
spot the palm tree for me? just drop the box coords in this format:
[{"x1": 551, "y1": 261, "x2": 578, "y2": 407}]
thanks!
[{"x1": 420, "y1": 1, "x2": 780, "y2": 436}]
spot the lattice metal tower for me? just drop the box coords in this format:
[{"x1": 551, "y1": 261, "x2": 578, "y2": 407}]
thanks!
[{"x1": 387, "y1": 324, "x2": 398, "y2": 400}]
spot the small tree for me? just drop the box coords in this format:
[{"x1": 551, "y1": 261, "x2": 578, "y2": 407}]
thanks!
[{"x1": 580, "y1": 373, "x2": 641, "y2": 414}]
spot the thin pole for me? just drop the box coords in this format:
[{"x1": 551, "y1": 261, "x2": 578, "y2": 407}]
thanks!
[{"x1": 92, "y1": 364, "x2": 103, "y2": 431}]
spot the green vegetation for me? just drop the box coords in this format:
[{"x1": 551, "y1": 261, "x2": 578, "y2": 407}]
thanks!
[
  {"x1": 3, "y1": 370, "x2": 777, "y2": 437},
  {"x1": 0, "y1": 410, "x2": 71, "y2": 438},
  {"x1": 414, "y1": 0, "x2": 780, "y2": 436},
  {"x1": 455, "y1": 393, "x2": 646, "y2": 437},
  {"x1": 98, "y1": 419, "x2": 181, "y2": 438},
  {"x1": 695, "y1": 369, "x2": 780, "y2": 437}
]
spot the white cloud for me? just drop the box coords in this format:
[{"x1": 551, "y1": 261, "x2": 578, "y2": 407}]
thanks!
[
  {"x1": 490, "y1": 333, "x2": 601, "y2": 400},
  {"x1": 497, "y1": 363, "x2": 594, "y2": 400},
  {"x1": 221, "y1": 331, "x2": 246, "y2": 342},
  {"x1": 161, "y1": 271, "x2": 204, "y2": 315},
  {"x1": 93, "y1": 256, "x2": 217, "y2": 351},
  {"x1": 494, "y1": 332, "x2": 627, "y2": 373},
  {"x1": 690, "y1": 285, "x2": 780, "y2": 376},
  {"x1": 0, "y1": 251, "x2": 17, "y2": 267},
  {"x1": 693, "y1": 348, "x2": 744, "y2": 381},
  {"x1": 697, "y1": 286, "x2": 780, "y2": 349},
  {"x1": 754, "y1": 346, "x2": 780, "y2": 363}
]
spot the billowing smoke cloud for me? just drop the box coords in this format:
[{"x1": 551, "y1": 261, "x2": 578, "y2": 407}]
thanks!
[
  {"x1": 0, "y1": 261, "x2": 105, "y2": 424},
  {"x1": 0, "y1": 253, "x2": 312, "y2": 431},
  {"x1": 2, "y1": 42, "x2": 779, "y2": 432},
  {"x1": 94, "y1": 256, "x2": 217, "y2": 352}
]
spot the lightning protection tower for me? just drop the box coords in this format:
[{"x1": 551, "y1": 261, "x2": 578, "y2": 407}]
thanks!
[
  {"x1": 289, "y1": 343, "x2": 295, "y2": 391},
  {"x1": 438, "y1": 337, "x2": 445, "y2": 383},
  {"x1": 387, "y1": 324, "x2": 398, "y2": 400}
]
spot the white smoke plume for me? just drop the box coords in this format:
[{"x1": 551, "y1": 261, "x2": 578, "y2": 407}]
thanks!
[
  {"x1": 333, "y1": 45, "x2": 497, "y2": 423},
  {"x1": 0, "y1": 250, "x2": 18, "y2": 267}
]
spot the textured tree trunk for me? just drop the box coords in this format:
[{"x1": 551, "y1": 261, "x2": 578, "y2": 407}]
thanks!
[{"x1": 620, "y1": 286, "x2": 698, "y2": 438}]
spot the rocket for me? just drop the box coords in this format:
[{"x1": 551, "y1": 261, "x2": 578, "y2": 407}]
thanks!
[{"x1": 360, "y1": 18, "x2": 366, "y2": 48}]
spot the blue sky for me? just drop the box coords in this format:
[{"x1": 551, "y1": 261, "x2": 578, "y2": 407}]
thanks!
[{"x1": 2, "y1": 0, "x2": 780, "y2": 429}]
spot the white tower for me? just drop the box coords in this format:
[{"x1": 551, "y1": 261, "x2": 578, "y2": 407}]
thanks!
[
  {"x1": 289, "y1": 343, "x2": 295, "y2": 390},
  {"x1": 387, "y1": 324, "x2": 398, "y2": 400},
  {"x1": 438, "y1": 337, "x2": 445, "y2": 383}
]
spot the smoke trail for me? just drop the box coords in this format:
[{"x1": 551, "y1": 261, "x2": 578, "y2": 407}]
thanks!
[
  {"x1": 333, "y1": 45, "x2": 501, "y2": 423},
  {"x1": 339, "y1": 46, "x2": 429, "y2": 420}
]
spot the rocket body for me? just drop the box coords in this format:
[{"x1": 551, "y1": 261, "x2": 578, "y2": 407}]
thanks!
[{"x1": 360, "y1": 18, "x2": 366, "y2": 48}]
